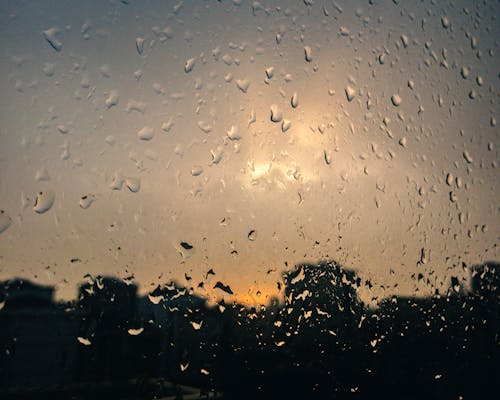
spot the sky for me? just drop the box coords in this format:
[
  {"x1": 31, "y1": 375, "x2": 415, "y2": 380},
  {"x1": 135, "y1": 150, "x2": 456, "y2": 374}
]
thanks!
[{"x1": 0, "y1": 0, "x2": 498, "y2": 306}]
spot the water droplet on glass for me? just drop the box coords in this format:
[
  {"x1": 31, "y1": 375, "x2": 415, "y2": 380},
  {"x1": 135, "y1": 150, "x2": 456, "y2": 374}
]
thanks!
[
  {"x1": 236, "y1": 79, "x2": 250, "y2": 93},
  {"x1": 42, "y1": 62, "x2": 55, "y2": 77},
  {"x1": 127, "y1": 328, "x2": 144, "y2": 336},
  {"x1": 339, "y1": 26, "x2": 350, "y2": 36},
  {"x1": 400, "y1": 34, "x2": 409, "y2": 48},
  {"x1": 34, "y1": 189, "x2": 55, "y2": 214},
  {"x1": 105, "y1": 90, "x2": 119, "y2": 109},
  {"x1": 463, "y1": 150, "x2": 473, "y2": 164},
  {"x1": 270, "y1": 104, "x2": 282, "y2": 122},
  {"x1": 79, "y1": 194, "x2": 96, "y2": 209},
  {"x1": 291, "y1": 92, "x2": 299, "y2": 108},
  {"x1": 441, "y1": 16, "x2": 450, "y2": 29},
  {"x1": 197, "y1": 121, "x2": 212, "y2": 134},
  {"x1": 345, "y1": 86, "x2": 356, "y2": 102},
  {"x1": 265, "y1": 67, "x2": 274, "y2": 79},
  {"x1": 0, "y1": 210, "x2": 12, "y2": 234},
  {"x1": 304, "y1": 46, "x2": 313, "y2": 62},
  {"x1": 148, "y1": 294, "x2": 164, "y2": 305},
  {"x1": 211, "y1": 146, "x2": 223, "y2": 164},
  {"x1": 391, "y1": 94, "x2": 402, "y2": 106},
  {"x1": 125, "y1": 177, "x2": 141, "y2": 193},
  {"x1": 323, "y1": 150, "x2": 332, "y2": 165},
  {"x1": 281, "y1": 119, "x2": 291, "y2": 132},
  {"x1": 227, "y1": 125, "x2": 241, "y2": 140},
  {"x1": 77, "y1": 337, "x2": 91, "y2": 346},
  {"x1": 190, "y1": 321, "x2": 203, "y2": 330},
  {"x1": 248, "y1": 229, "x2": 257, "y2": 241},
  {"x1": 135, "y1": 37, "x2": 145, "y2": 55},
  {"x1": 109, "y1": 174, "x2": 124, "y2": 190},
  {"x1": 126, "y1": 99, "x2": 146, "y2": 114},
  {"x1": 35, "y1": 167, "x2": 50, "y2": 182},
  {"x1": 184, "y1": 57, "x2": 195, "y2": 73},
  {"x1": 137, "y1": 126, "x2": 154, "y2": 141},
  {"x1": 461, "y1": 66, "x2": 469, "y2": 79},
  {"x1": 191, "y1": 165, "x2": 203, "y2": 176},
  {"x1": 42, "y1": 27, "x2": 62, "y2": 51},
  {"x1": 248, "y1": 109, "x2": 256, "y2": 126},
  {"x1": 446, "y1": 173, "x2": 454, "y2": 186},
  {"x1": 162, "y1": 118, "x2": 174, "y2": 132}
]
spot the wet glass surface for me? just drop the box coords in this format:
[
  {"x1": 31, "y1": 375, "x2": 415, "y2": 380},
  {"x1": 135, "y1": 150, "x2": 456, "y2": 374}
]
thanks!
[{"x1": 0, "y1": 1, "x2": 498, "y2": 398}]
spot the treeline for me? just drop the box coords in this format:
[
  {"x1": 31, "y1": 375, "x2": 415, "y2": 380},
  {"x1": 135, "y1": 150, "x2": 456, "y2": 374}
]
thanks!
[{"x1": 0, "y1": 260, "x2": 498, "y2": 399}]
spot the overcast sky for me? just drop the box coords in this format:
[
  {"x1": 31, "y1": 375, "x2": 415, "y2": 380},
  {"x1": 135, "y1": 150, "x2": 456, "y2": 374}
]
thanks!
[{"x1": 0, "y1": 0, "x2": 498, "y2": 305}]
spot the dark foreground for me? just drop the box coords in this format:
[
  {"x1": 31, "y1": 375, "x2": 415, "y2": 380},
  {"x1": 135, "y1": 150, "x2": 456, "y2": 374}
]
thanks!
[{"x1": 0, "y1": 260, "x2": 498, "y2": 399}]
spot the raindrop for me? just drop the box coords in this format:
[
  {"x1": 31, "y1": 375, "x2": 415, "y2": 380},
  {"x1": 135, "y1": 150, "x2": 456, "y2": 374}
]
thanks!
[
  {"x1": 214, "y1": 281, "x2": 233, "y2": 295},
  {"x1": 34, "y1": 189, "x2": 55, "y2": 214},
  {"x1": 391, "y1": 94, "x2": 402, "y2": 106},
  {"x1": 236, "y1": 79, "x2": 250, "y2": 93},
  {"x1": 162, "y1": 118, "x2": 174, "y2": 132},
  {"x1": 191, "y1": 165, "x2": 203, "y2": 176},
  {"x1": 304, "y1": 46, "x2": 313, "y2": 62},
  {"x1": 184, "y1": 57, "x2": 195, "y2": 73},
  {"x1": 197, "y1": 121, "x2": 212, "y2": 134},
  {"x1": 227, "y1": 125, "x2": 241, "y2": 140},
  {"x1": 105, "y1": 90, "x2": 119, "y2": 109},
  {"x1": 323, "y1": 150, "x2": 332, "y2": 165},
  {"x1": 0, "y1": 210, "x2": 12, "y2": 234},
  {"x1": 35, "y1": 167, "x2": 50, "y2": 182},
  {"x1": 400, "y1": 34, "x2": 409, "y2": 48},
  {"x1": 281, "y1": 119, "x2": 291, "y2": 132},
  {"x1": 211, "y1": 146, "x2": 223, "y2": 164},
  {"x1": 463, "y1": 150, "x2": 473, "y2": 164},
  {"x1": 265, "y1": 67, "x2": 274, "y2": 79},
  {"x1": 79, "y1": 194, "x2": 96, "y2": 209},
  {"x1": 109, "y1": 174, "x2": 124, "y2": 190},
  {"x1": 42, "y1": 62, "x2": 55, "y2": 77},
  {"x1": 127, "y1": 328, "x2": 144, "y2": 336},
  {"x1": 137, "y1": 126, "x2": 154, "y2": 141},
  {"x1": 180, "y1": 241, "x2": 193, "y2": 250},
  {"x1": 99, "y1": 64, "x2": 111, "y2": 78},
  {"x1": 339, "y1": 26, "x2": 350, "y2": 36},
  {"x1": 135, "y1": 37, "x2": 145, "y2": 54},
  {"x1": 248, "y1": 109, "x2": 256, "y2": 126},
  {"x1": 248, "y1": 229, "x2": 257, "y2": 241},
  {"x1": 190, "y1": 321, "x2": 203, "y2": 330},
  {"x1": 148, "y1": 294, "x2": 164, "y2": 305},
  {"x1": 270, "y1": 104, "x2": 282, "y2": 122},
  {"x1": 77, "y1": 337, "x2": 91, "y2": 346},
  {"x1": 42, "y1": 27, "x2": 62, "y2": 51},
  {"x1": 291, "y1": 92, "x2": 299, "y2": 108},
  {"x1": 446, "y1": 173, "x2": 454, "y2": 186},
  {"x1": 441, "y1": 16, "x2": 450, "y2": 29},
  {"x1": 125, "y1": 177, "x2": 141, "y2": 193},
  {"x1": 345, "y1": 86, "x2": 356, "y2": 102},
  {"x1": 222, "y1": 53, "x2": 233, "y2": 65},
  {"x1": 461, "y1": 66, "x2": 469, "y2": 79},
  {"x1": 126, "y1": 99, "x2": 146, "y2": 113}
]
